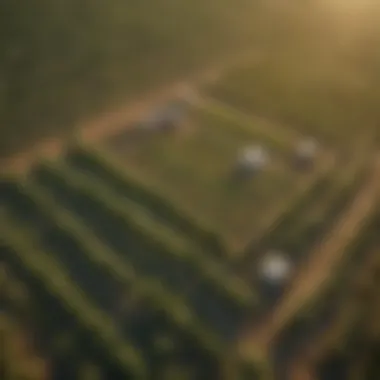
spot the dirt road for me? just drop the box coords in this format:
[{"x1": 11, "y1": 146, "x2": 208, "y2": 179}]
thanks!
[
  {"x1": 238, "y1": 153, "x2": 380, "y2": 360},
  {"x1": 0, "y1": 51, "x2": 260, "y2": 175}
]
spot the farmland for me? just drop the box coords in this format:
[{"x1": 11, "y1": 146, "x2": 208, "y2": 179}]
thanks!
[
  {"x1": 2, "y1": 63, "x2": 380, "y2": 378},
  {"x1": 0, "y1": 0, "x2": 264, "y2": 157},
  {"x1": 3, "y1": 2, "x2": 380, "y2": 379}
]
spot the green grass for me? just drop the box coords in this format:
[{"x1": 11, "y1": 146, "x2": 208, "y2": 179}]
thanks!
[
  {"x1": 205, "y1": 57, "x2": 379, "y2": 146},
  {"x1": 101, "y1": 104, "x2": 312, "y2": 252},
  {"x1": 0, "y1": 0, "x2": 263, "y2": 158}
]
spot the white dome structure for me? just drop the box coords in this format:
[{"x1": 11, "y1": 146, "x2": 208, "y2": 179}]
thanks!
[
  {"x1": 237, "y1": 145, "x2": 269, "y2": 172},
  {"x1": 259, "y1": 250, "x2": 292, "y2": 285}
]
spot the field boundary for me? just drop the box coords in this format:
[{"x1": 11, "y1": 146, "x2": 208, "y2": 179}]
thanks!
[
  {"x1": 0, "y1": 51, "x2": 262, "y2": 175},
  {"x1": 236, "y1": 151, "x2": 335, "y2": 257},
  {"x1": 238, "y1": 152, "x2": 380, "y2": 359}
]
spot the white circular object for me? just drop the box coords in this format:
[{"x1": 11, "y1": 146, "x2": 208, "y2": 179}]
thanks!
[
  {"x1": 238, "y1": 145, "x2": 269, "y2": 170},
  {"x1": 259, "y1": 250, "x2": 292, "y2": 284}
]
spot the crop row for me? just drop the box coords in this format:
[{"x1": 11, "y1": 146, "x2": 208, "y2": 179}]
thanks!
[
  {"x1": 1, "y1": 177, "x2": 231, "y2": 365},
  {"x1": 1, "y1": 174, "x2": 268, "y2": 378},
  {"x1": 65, "y1": 143, "x2": 230, "y2": 260},
  {"x1": 30, "y1": 161, "x2": 255, "y2": 340},
  {"x1": 30, "y1": 158, "x2": 256, "y2": 313},
  {"x1": 37, "y1": 158, "x2": 259, "y2": 338},
  {"x1": 1, "y1": 212, "x2": 146, "y2": 379}
]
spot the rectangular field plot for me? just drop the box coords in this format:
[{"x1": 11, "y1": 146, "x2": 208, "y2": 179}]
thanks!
[
  {"x1": 203, "y1": 60, "x2": 375, "y2": 146},
  {"x1": 100, "y1": 104, "x2": 327, "y2": 253}
]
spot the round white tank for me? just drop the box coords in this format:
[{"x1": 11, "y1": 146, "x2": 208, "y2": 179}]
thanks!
[
  {"x1": 259, "y1": 250, "x2": 292, "y2": 284},
  {"x1": 238, "y1": 145, "x2": 269, "y2": 171}
]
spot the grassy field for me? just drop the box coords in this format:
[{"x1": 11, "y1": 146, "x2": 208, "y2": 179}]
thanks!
[
  {"x1": 2, "y1": 81, "x2": 378, "y2": 378},
  {"x1": 0, "y1": 0, "x2": 265, "y2": 158},
  {"x1": 3, "y1": 2, "x2": 380, "y2": 379},
  {"x1": 203, "y1": 26, "x2": 380, "y2": 147},
  {"x1": 101, "y1": 102, "x2": 313, "y2": 254}
]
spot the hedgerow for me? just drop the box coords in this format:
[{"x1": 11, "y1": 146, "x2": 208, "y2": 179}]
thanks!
[
  {"x1": 65, "y1": 144, "x2": 230, "y2": 260},
  {"x1": 0, "y1": 212, "x2": 147, "y2": 379},
  {"x1": 30, "y1": 159, "x2": 255, "y2": 310},
  {"x1": 5, "y1": 177, "x2": 227, "y2": 361}
]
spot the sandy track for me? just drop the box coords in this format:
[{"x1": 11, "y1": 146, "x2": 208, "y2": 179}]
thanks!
[
  {"x1": 0, "y1": 51, "x2": 260, "y2": 175},
  {"x1": 238, "y1": 153, "x2": 380, "y2": 359}
]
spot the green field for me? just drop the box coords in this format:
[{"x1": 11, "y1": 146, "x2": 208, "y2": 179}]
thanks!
[
  {"x1": 3, "y1": 2, "x2": 380, "y2": 379},
  {"x1": 2, "y1": 82, "x2": 378, "y2": 378},
  {"x1": 0, "y1": 0, "x2": 265, "y2": 157},
  {"x1": 102, "y1": 103, "x2": 319, "y2": 254}
]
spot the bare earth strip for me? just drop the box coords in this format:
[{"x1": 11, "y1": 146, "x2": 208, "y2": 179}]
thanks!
[
  {"x1": 0, "y1": 51, "x2": 260, "y2": 175},
  {"x1": 238, "y1": 152, "x2": 380, "y2": 360}
]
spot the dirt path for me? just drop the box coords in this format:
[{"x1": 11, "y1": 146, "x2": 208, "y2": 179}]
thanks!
[
  {"x1": 0, "y1": 51, "x2": 260, "y2": 175},
  {"x1": 238, "y1": 153, "x2": 380, "y2": 360},
  {"x1": 286, "y1": 244, "x2": 380, "y2": 380}
]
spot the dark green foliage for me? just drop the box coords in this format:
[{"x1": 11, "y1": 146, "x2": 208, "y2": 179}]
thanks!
[
  {"x1": 1, "y1": 186, "x2": 228, "y2": 378},
  {"x1": 0, "y1": 0, "x2": 263, "y2": 157},
  {"x1": 28, "y1": 159, "x2": 256, "y2": 340},
  {"x1": 65, "y1": 144, "x2": 229, "y2": 260},
  {"x1": 1, "y1": 217, "x2": 147, "y2": 379}
]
